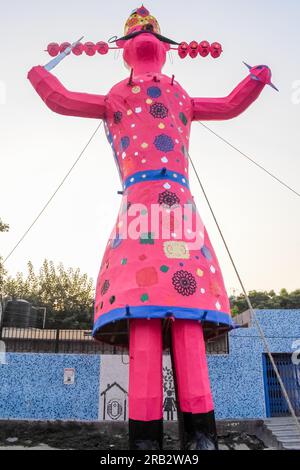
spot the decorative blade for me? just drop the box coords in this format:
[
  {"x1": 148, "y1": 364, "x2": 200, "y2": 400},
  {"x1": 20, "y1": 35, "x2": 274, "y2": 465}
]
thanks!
[
  {"x1": 243, "y1": 61, "x2": 253, "y2": 70},
  {"x1": 269, "y1": 82, "x2": 279, "y2": 92},
  {"x1": 44, "y1": 36, "x2": 84, "y2": 71}
]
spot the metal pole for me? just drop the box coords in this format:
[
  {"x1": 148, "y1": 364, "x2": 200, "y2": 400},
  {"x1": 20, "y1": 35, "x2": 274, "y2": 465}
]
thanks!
[{"x1": 39, "y1": 307, "x2": 47, "y2": 329}]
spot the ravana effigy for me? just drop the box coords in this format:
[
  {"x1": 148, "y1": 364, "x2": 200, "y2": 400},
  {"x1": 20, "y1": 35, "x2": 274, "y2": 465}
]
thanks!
[{"x1": 28, "y1": 5, "x2": 274, "y2": 450}]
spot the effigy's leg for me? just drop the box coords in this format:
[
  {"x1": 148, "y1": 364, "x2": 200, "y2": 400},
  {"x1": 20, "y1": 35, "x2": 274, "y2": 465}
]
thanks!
[
  {"x1": 128, "y1": 319, "x2": 163, "y2": 450},
  {"x1": 171, "y1": 320, "x2": 218, "y2": 450}
]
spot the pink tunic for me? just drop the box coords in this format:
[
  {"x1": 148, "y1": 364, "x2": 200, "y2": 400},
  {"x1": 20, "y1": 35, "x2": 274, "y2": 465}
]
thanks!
[{"x1": 94, "y1": 73, "x2": 233, "y2": 345}]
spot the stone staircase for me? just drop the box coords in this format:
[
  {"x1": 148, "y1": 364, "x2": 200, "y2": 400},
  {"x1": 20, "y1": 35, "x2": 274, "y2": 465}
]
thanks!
[{"x1": 263, "y1": 418, "x2": 300, "y2": 450}]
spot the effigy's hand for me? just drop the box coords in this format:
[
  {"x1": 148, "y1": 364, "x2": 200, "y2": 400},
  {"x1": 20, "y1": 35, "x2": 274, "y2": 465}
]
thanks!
[
  {"x1": 250, "y1": 65, "x2": 271, "y2": 84},
  {"x1": 244, "y1": 62, "x2": 278, "y2": 91}
]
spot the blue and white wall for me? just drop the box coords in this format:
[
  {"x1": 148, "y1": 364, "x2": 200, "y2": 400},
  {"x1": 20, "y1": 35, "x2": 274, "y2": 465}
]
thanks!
[{"x1": 0, "y1": 310, "x2": 299, "y2": 421}]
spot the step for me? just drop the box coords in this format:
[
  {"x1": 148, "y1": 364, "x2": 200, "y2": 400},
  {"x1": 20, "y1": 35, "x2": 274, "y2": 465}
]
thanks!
[
  {"x1": 280, "y1": 439, "x2": 300, "y2": 446},
  {"x1": 265, "y1": 417, "x2": 300, "y2": 422},
  {"x1": 263, "y1": 419, "x2": 300, "y2": 450},
  {"x1": 272, "y1": 431, "x2": 300, "y2": 438},
  {"x1": 283, "y1": 444, "x2": 300, "y2": 450},
  {"x1": 269, "y1": 425, "x2": 300, "y2": 431},
  {"x1": 267, "y1": 424, "x2": 300, "y2": 430},
  {"x1": 268, "y1": 428, "x2": 300, "y2": 437},
  {"x1": 265, "y1": 418, "x2": 300, "y2": 425}
]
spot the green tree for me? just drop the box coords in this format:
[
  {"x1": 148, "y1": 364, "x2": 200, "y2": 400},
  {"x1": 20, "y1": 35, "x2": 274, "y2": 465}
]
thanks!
[
  {"x1": 0, "y1": 219, "x2": 9, "y2": 294},
  {"x1": 230, "y1": 289, "x2": 300, "y2": 316},
  {"x1": 0, "y1": 219, "x2": 9, "y2": 233},
  {"x1": 3, "y1": 260, "x2": 95, "y2": 329}
]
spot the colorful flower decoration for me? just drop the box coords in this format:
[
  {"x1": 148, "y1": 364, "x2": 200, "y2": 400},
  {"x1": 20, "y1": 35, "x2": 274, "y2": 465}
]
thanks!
[
  {"x1": 201, "y1": 245, "x2": 213, "y2": 261},
  {"x1": 160, "y1": 265, "x2": 169, "y2": 273},
  {"x1": 101, "y1": 279, "x2": 110, "y2": 296},
  {"x1": 147, "y1": 86, "x2": 162, "y2": 98},
  {"x1": 179, "y1": 112, "x2": 188, "y2": 126},
  {"x1": 172, "y1": 270, "x2": 197, "y2": 296},
  {"x1": 136, "y1": 267, "x2": 158, "y2": 287},
  {"x1": 112, "y1": 234, "x2": 123, "y2": 249},
  {"x1": 137, "y1": 6, "x2": 149, "y2": 17},
  {"x1": 120, "y1": 136, "x2": 130, "y2": 151},
  {"x1": 154, "y1": 134, "x2": 175, "y2": 152},
  {"x1": 150, "y1": 103, "x2": 168, "y2": 119},
  {"x1": 158, "y1": 190, "x2": 180, "y2": 208},
  {"x1": 164, "y1": 241, "x2": 190, "y2": 259},
  {"x1": 114, "y1": 111, "x2": 122, "y2": 124},
  {"x1": 140, "y1": 293, "x2": 149, "y2": 302}
]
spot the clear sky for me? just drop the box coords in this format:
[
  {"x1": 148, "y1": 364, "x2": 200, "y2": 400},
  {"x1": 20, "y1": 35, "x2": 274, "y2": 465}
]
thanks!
[{"x1": 0, "y1": 0, "x2": 299, "y2": 295}]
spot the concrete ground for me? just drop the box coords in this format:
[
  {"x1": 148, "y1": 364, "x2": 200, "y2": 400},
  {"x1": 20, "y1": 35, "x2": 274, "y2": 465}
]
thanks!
[{"x1": 0, "y1": 420, "x2": 270, "y2": 451}]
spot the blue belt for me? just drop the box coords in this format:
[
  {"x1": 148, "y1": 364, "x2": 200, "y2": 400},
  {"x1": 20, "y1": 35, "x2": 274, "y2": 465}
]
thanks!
[{"x1": 123, "y1": 168, "x2": 190, "y2": 190}]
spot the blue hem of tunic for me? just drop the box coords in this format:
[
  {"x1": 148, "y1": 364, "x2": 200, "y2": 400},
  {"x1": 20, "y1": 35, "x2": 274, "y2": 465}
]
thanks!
[{"x1": 92, "y1": 305, "x2": 237, "y2": 338}]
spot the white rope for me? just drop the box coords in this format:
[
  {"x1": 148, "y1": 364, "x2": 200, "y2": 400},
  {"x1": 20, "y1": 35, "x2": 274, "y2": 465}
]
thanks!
[
  {"x1": 3, "y1": 121, "x2": 103, "y2": 265},
  {"x1": 197, "y1": 121, "x2": 300, "y2": 199}
]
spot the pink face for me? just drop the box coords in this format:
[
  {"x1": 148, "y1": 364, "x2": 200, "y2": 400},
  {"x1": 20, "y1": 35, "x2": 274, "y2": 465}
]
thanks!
[{"x1": 123, "y1": 33, "x2": 169, "y2": 71}]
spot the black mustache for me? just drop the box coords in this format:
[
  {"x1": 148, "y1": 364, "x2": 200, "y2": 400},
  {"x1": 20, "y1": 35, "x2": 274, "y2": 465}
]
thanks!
[{"x1": 109, "y1": 31, "x2": 180, "y2": 46}]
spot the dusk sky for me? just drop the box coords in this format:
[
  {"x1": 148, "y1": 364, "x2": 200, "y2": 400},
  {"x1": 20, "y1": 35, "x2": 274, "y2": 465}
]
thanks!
[{"x1": 1, "y1": 0, "x2": 299, "y2": 295}]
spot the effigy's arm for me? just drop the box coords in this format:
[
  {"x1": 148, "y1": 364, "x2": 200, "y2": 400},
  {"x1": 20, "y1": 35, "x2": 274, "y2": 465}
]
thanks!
[
  {"x1": 27, "y1": 66, "x2": 106, "y2": 119},
  {"x1": 192, "y1": 65, "x2": 273, "y2": 121}
]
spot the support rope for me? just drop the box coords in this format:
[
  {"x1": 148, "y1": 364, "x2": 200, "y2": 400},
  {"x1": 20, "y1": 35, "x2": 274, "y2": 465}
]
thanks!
[
  {"x1": 197, "y1": 121, "x2": 300, "y2": 199},
  {"x1": 3, "y1": 121, "x2": 103, "y2": 264}
]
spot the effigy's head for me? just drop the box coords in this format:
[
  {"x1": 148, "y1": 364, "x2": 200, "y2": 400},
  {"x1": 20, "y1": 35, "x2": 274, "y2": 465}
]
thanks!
[{"x1": 118, "y1": 6, "x2": 172, "y2": 71}]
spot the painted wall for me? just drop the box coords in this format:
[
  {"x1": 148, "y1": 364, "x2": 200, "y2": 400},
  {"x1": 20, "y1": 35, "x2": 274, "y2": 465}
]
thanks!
[
  {"x1": 210, "y1": 309, "x2": 300, "y2": 419},
  {"x1": 0, "y1": 354, "x2": 100, "y2": 420},
  {"x1": 0, "y1": 310, "x2": 299, "y2": 421}
]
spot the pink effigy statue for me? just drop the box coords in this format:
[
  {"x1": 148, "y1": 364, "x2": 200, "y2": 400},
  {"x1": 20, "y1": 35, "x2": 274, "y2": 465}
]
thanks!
[{"x1": 28, "y1": 6, "x2": 274, "y2": 450}]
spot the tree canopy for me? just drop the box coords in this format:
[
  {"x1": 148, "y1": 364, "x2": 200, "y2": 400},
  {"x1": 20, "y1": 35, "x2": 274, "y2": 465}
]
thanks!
[
  {"x1": 0, "y1": 219, "x2": 9, "y2": 233},
  {"x1": 1, "y1": 260, "x2": 94, "y2": 329},
  {"x1": 230, "y1": 289, "x2": 300, "y2": 316}
]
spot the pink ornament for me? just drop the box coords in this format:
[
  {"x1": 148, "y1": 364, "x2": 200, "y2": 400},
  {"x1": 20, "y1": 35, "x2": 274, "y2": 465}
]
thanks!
[
  {"x1": 210, "y1": 42, "x2": 223, "y2": 59},
  {"x1": 47, "y1": 42, "x2": 60, "y2": 57},
  {"x1": 96, "y1": 42, "x2": 109, "y2": 55},
  {"x1": 60, "y1": 42, "x2": 71, "y2": 53},
  {"x1": 189, "y1": 41, "x2": 198, "y2": 59},
  {"x1": 84, "y1": 42, "x2": 96, "y2": 56},
  {"x1": 72, "y1": 42, "x2": 84, "y2": 56},
  {"x1": 198, "y1": 41, "x2": 210, "y2": 57},
  {"x1": 178, "y1": 42, "x2": 189, "y2": 59}
]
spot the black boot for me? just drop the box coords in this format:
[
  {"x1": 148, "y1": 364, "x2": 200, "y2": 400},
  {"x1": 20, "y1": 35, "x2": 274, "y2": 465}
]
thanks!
[
  {"x1": 129, "y1": 419, "x2": 163, "y2": 450},
  {"x1": 182, "y1": 411, "x2": 219, "y2": 450}
]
